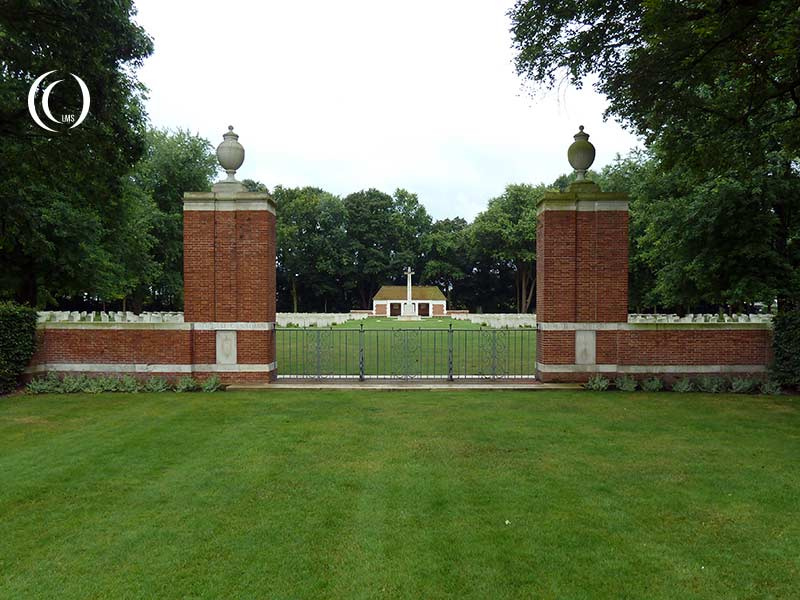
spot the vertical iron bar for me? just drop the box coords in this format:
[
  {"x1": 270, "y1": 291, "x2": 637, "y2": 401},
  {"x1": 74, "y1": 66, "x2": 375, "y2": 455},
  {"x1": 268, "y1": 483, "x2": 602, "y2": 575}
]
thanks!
[
  {"x1": 359, "y1": 324, "x2": 365, "y2": 381},
  {"x1": 492, "y1": 329, "x2": 497, "y2": 378},
  {"x1": 315, "y1": 329, "x2": 321, "y2": 379},
  {"x1": 448, "y1": 324, "x2": 454, "y2": 381}
]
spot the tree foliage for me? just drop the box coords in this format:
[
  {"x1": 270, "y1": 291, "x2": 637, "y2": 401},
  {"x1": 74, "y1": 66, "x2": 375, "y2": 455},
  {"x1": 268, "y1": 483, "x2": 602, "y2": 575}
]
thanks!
[
  {"x1": 510, "y1": 0, "x2": 800, "y2": 172},
  {"x1": 129, "y1": 128, "x2": 217, "y2": 310},
  {"x1": 470, "y1": 184, "x2": 541, "y2": 313},
  {"x1": 0, "y1": 0, "x2": 153, "y2": 306},
  {"x1": 275, "y1": 186, "x2": 349, "y2": 312}
]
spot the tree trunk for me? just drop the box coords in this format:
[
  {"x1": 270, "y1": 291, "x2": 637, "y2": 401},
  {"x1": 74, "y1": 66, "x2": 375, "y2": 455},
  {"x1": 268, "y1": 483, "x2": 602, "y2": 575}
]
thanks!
[
  {"x1": 359, "y1": 285, "x2": 370, "y2": 310},
  {"x1": 291, "y1": 278, "x2": 299, "y2": 313},
  {"x1": 516, "y1": 262, "x2": 535, "y2": 313},
  {"x1": 15, "y1": 256, "x2": 37, "y2": 306},
  {"x1": 523, "y1": 265, "x2": 535, "y2": 313}
]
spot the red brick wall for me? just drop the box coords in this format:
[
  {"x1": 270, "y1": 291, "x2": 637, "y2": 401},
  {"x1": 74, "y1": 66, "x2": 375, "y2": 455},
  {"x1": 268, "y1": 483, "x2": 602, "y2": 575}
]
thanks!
[
  {"x1": 183, "y1": 209, "x2": 276, "y2": 323},
  {"x1": 536, "y1": 211, "x2": 577, "y2": 323},
  {"x1": 432, "y1": 303, "x2": 445, "y2": 316},
  {"x1": 183, "y1": 211, "x2": 215, "y2": 323},
  {"x1": 29, "y1": 328, "x2": 277, "y2": 367},
  {"x1": 237, "y1": 330, "x2": 275, "y2": 364},
  {"x1": 30, "y1": 329, "x2": 192, "y2": 365},
  {"x1": 537, "y1": 327, "x2": 772, "y2": 382},
  {"x1": 536, "y1": 330, "x2": 575, "y2": 364},
  {"x1": 597, "y1": 329, "x2": 772, "y2": 366},
  {"x1": 536, "y1": 209, "x2": 628, "y2": 324},
  {"x1": 374, "y1": 303, "x2": 387, "y2": 316},
  {"x1": 576, "y1": 211, "x2": 628, "y2": 322}
]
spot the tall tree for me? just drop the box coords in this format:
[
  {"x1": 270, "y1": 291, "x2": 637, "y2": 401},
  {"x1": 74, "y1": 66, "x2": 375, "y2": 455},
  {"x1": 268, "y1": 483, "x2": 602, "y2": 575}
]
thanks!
[
  {"x1": 470, "y1": 184, "x2": 541, "y2": 313},
  {"x1": 274, "y1": 186, "x2": 348, "y2": 312},
  {"x1": 0, "y1": 0, "x2": 153, "y2": 305},
  {"x1": 343, "y1": 188, "x2": 432, "y2": 309},
  {"x1": 422, "y1": 217, "x2": 469, "y2": 305},
  {"x1": 129, "y1": 128, "x2": 217, "y2": 310},
  {"x1": 510, "y1": 0, "x2": 800, "y2": 170}
]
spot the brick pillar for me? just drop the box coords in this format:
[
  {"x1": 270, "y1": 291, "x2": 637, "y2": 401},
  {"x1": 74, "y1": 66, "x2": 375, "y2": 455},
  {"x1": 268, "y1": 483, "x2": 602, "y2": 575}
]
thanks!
[
  {"x1": 536, "y1": 180, "x2": 628, "y2": 382},
  {"x1": 183, "y1": 188, "x2": 277, "y2": 383}
]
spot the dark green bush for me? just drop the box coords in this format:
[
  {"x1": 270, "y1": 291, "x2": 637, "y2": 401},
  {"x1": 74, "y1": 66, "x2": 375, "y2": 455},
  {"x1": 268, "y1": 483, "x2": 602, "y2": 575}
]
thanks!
[
  {"x1": 697, "y1": 376, "x2": 727, "y2": 393},
  {"x1": 730, "y1": 377, "x2": 758, "y2": 394},
  {"x1": 640, "y1": 377, "x2": 664, "y2": 392},
  {"x1": 175, "y1": 376, "x2": 199, "y2": 392},
  {"x1": 143, "y1": 376, "x2": 170, "y2": 392},
  {"x1": 614, "y1": 375, "x2": 637, "y2": 392},
  {"x1": 26, "y1": 373, "x2": 62, "y2": 394},
  {"x1": 201, "y1": 375, "x2": 223, "y2": 392},
  {"x1": 584, "y1": 375, "x2": 610, "y2": 391},
  {"x1": 772, "y1": 312, "x2": 800, "y2": 387},
  {"x1": 671, "y1": 377, "x2": 694, "y2": 393},
  {"x1": 0, "y1": 302, "x2": 38, "y2": 394}
]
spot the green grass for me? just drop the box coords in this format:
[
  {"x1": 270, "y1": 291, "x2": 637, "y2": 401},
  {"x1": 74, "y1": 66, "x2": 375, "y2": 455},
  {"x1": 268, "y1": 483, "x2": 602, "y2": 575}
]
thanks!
[
  {"x1": 278, "y1": 318, "x2": 537, "y2": 377},
  {"x1": 1, "y1": 391, "x2": 798, "y2": 599}
]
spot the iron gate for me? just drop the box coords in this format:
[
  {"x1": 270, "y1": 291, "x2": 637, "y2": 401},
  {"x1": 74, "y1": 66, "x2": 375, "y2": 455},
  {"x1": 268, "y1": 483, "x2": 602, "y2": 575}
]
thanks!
[{"x1": 276, "y1": 325, "x2": 536, "y2": 380}]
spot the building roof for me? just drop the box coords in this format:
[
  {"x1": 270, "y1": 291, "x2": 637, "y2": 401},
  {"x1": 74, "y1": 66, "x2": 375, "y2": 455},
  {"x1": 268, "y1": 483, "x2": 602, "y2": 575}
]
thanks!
[{"x1": 373, "y1": 285, "x2": 446, "y2": 301}]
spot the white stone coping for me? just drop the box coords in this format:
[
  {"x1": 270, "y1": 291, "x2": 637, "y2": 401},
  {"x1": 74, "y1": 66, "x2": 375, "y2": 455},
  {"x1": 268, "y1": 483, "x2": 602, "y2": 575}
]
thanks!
[
  {"x1": 26, "y1": 362, "x2": 277, "y2": 374},
  {"x1": 536, "y1": 199, "x2": 629, "y2": 215},
  {"x1": 183, "y1": 192, "x2": 276, "y2": 214},
  {"x1": 536, "y1": 362, "x2": 768, "y2": 374}
]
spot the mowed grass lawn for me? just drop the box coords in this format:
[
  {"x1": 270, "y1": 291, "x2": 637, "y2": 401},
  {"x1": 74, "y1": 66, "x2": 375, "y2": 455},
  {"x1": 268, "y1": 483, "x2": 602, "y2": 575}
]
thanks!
[
  {"x1": 278, "y1": 317, "x2": 537, "y2": 377},
  {"x1": 1, "y1": 391, "x2": 798, "y2": 599}
]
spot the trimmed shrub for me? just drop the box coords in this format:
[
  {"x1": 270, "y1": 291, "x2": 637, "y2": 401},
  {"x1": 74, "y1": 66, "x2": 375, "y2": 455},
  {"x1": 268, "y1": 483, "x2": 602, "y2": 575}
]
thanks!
[
  {"x1": 614, "y1": 375, "x2": 637, "y2": 392},
  {"x1": 730, "y1": 377, "x2": 758, "y2": 394},
  {"x1": 117, "y1": 375, "x2": 140, "y2": 393},
  {"x1": 671, "y1": 377, "x2": 695, "y2": 393},
  {"x1": 201, "y1": 375, "x2": 223, "y2": 392},
  {"x1": 26, "y1": 372, "x2": 62, "y2": 394},
  {"x1": 697, "y1": 376, "x2": 727, "y2": 393},
  {"x1": 60, "y1": 374, "x2": 89, "y2": 393},
  {"x1": 0, "y1": 301, "x2": 38, "y2": 394},
  {"x1": 772, "y1": 312, "x2": 800, "y2": 387},
  {"x1": 175, "y1": 376, "x2": 199, "y2": 392},
  {"x1": 84, "y1": 376, "x2": 109, "y2": 394},
  {"x1": 641, "y1": 377, "x2": 664, "y2": 392},
  {"x1": 143, "y1": 376, "x2": 170, "y2": 392},
  {"x1": 760, "y1": 379, "x2": 783, "y2": 395},
  {"x1": 585, "y1": 375, "x2": 610, "y2": 391}
]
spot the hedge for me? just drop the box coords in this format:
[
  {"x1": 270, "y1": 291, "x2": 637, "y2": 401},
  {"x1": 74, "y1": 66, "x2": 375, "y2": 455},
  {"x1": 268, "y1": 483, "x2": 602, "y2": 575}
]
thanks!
[
  {"x1": 0, "y1": 302, "x2": 38, "y2": 394},
  {"x1": 771, "y1": 311, "x2": 800, "y2": 387}
]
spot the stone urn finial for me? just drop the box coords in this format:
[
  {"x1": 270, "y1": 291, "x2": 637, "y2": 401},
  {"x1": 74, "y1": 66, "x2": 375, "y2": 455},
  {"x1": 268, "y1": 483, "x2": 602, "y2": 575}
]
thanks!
[
  {"x1": 216, "y1": 125, "x2": 245, "y2": 182},
  {"x1": 567, "y1": 125, "x2": 596, "y2": 181}
]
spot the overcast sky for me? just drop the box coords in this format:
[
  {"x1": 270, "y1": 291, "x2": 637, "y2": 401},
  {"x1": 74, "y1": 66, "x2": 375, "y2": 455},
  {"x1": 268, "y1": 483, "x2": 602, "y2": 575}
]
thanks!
[{"x1": 133, "y1": 0, "x2": 639, "y2": 221}]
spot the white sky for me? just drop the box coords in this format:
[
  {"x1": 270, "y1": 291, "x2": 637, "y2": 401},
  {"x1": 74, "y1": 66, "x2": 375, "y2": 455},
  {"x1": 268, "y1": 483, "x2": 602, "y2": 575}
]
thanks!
[{"x1": 133, "y1": 0, "x2": 639, "y2": 221}]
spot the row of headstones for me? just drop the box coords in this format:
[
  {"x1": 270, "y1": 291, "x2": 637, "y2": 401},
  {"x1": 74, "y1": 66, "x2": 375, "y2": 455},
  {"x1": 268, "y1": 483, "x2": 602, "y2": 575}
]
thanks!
[
  {"x1": 628, "y1": 313, "x2": 773, "y2": 324},
  {"x1": 449, "y1": 313, "x2": 539, "y2": 328},
  {"x1": 38, "y1": 311, "x2": 185, "y2": 323},
  {"x1": 276, "y1": 312, "x2": 370, "y2": 327}
]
